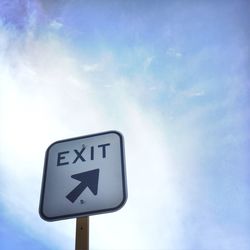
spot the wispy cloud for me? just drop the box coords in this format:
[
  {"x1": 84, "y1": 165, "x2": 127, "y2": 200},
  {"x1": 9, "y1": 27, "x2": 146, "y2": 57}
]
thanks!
[
  {"x1": 0, "y1": 26, "x2": 189, "y2": 249},
  {"x1": 81, "y1": 63, "x2": 100, "y2": 72},
  {"x1": 49, "y1": 20, "x2": 63, "y2": 30},
  {"x1": 166, "y1": 48, "x2": 183, "y2": 58},
  {"x1": 1, "y1": 1, "x2": 250, "y2": 250}
]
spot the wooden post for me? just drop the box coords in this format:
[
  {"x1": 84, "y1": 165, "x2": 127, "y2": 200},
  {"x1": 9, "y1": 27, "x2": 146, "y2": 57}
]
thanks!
[{"x1": 75, "y1": 217, "x2": 89, "y2": 250}]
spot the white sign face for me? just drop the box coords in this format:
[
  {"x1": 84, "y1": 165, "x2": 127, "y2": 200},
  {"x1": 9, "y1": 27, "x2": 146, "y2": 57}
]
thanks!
[{"x1": 39, "y1": 131, "x2": 127, "y2": 221}]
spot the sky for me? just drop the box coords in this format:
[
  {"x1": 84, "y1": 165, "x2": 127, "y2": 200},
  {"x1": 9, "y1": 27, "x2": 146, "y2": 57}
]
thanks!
[{"x1": 0, "y1": 0, "x2": 250, "y2": 249}]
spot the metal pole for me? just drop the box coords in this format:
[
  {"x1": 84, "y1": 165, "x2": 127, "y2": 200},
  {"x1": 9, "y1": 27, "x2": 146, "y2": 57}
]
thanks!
[{"x1": 75, "y1": 217, "x2": 89, "y2": 250}]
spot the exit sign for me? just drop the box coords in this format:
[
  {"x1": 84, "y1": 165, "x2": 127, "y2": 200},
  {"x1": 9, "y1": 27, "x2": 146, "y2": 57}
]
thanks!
[{"x1": 39, "y1": 131, "x2": 127, "y2": 221}]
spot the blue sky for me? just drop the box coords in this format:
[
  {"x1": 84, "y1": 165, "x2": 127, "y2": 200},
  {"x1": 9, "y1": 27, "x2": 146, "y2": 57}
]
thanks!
[{"x1": 0, "y1": 0, "x2": 250, "y2": 249}]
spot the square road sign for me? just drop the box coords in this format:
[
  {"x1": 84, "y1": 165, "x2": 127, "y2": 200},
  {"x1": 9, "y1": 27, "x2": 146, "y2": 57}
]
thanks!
[{"x1": 39, "y1": 131, "x2": 127, "y2": 221}]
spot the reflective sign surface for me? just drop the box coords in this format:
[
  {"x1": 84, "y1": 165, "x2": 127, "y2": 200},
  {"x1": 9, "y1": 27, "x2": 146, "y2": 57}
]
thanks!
[{"x1": 39, "y1": 131, "x2": 127, "y2": 221}]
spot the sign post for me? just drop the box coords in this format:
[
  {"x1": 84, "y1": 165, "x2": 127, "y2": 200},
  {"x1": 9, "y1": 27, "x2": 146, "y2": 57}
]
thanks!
[
  {"x1": 76, "y1": 217, "x2": 89, "y2": 250},
  {"x1": 39, "y1": 131, "x2": 127, "y2": 249}
]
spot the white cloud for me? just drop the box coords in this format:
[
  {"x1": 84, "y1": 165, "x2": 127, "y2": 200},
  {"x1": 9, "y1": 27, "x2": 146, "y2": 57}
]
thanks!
[
  {"x1": 183, "y1": 89, "x2": 205, "y2": 98},
  {"x1": 143, "y1": 56, "x2": 154, "y2": 69},
  {"x1": 0, "y1": 27, "x2": 193, "y2": 250},
  {"x1": 166, "y1": 48, "x2": 183, "y2": 58},
  {"x1": 50, "y1": 20, "x2": 63, "y2": 30},
  {"x1": 81, "y1": 63, "x2": 100, "y2": 72},
  {"x1": 3, "y1": 16, "x2": 249, "y2": 249}
]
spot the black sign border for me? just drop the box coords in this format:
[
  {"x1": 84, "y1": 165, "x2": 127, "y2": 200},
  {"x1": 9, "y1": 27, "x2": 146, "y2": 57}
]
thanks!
[{"x1": 39, "y1": 130, "x2": 127, "y2": 221}]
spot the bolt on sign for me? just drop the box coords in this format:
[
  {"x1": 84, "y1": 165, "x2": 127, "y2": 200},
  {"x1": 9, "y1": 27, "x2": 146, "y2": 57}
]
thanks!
[{"x1": 39, "y1": 131, "x2": 127, "y2": 221}]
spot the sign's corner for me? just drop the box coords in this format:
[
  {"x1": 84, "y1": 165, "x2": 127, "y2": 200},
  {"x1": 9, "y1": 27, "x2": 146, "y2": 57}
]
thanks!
[{"x1": 39, "y1": 206, "x2": 54, "y2": 222}]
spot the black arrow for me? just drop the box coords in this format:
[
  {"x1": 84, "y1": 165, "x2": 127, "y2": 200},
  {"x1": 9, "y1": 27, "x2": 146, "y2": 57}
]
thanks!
[{"x1": 66, "y1": 169, "x2": 100, "y2": 203}]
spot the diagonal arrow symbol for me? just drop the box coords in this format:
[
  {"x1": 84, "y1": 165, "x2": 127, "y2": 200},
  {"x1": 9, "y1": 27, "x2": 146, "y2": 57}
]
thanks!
[{"x1": 66, "y1": 169, "x2": 100, "y2": 203}]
